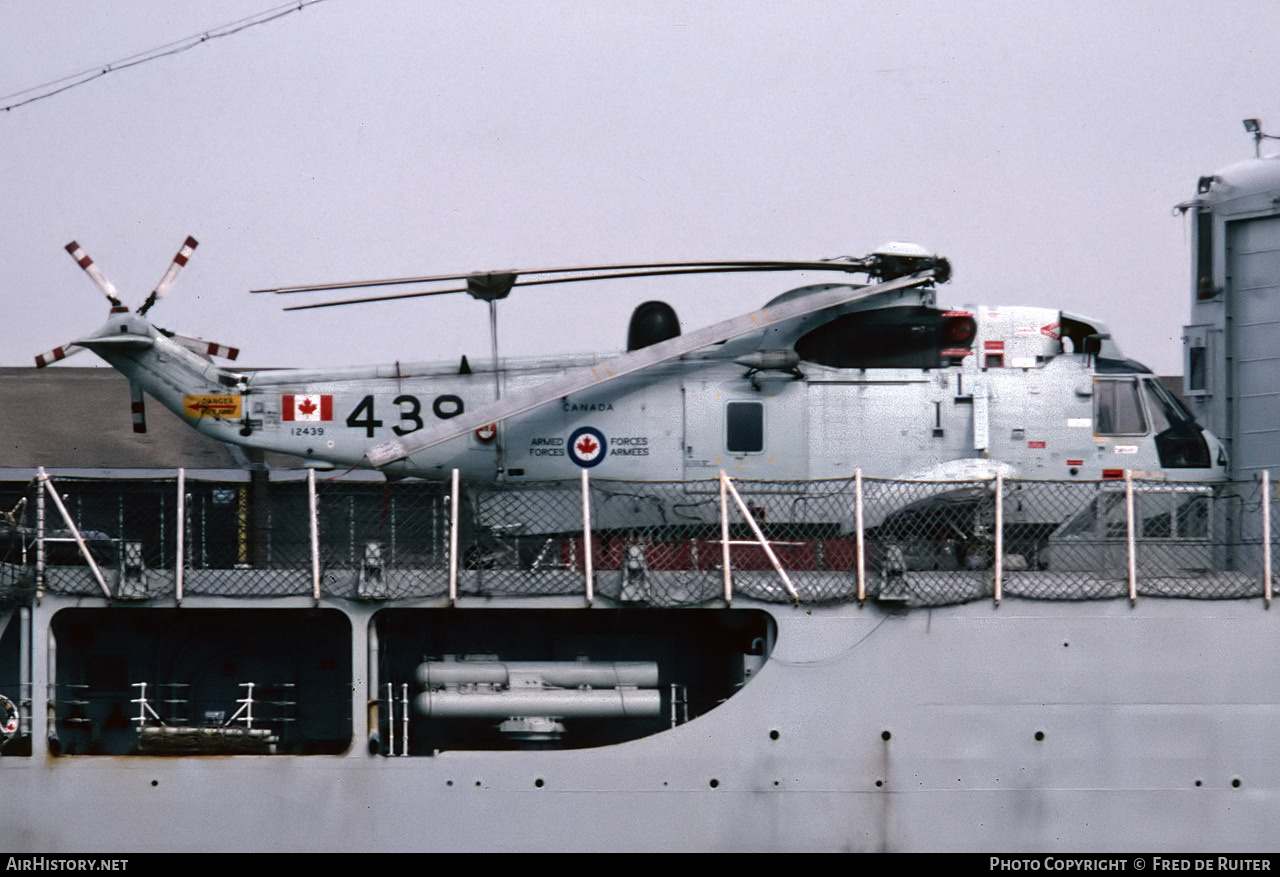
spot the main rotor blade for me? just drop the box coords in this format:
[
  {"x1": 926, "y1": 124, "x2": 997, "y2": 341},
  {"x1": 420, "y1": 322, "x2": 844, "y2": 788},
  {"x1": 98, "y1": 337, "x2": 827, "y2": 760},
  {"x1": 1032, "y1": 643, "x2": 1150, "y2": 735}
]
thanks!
[
  {"x1": 138, "y1": 236, "x2": 198, "y2": 316},
  {"x1": 65, "y1": 242, "x2": 123, "y2": 307},
  {"x1": 363, "y1": 268, "x2": 941, "y2": 468},
  {"x1": 278, "y1": 264, "x2": 862, "y2": 311},
  {"x1": 258, "y1": 262, "x2": 736, "y2": 293},
  {"x1": 251, "y1": 259, "x2": 871, "y2": 297}
]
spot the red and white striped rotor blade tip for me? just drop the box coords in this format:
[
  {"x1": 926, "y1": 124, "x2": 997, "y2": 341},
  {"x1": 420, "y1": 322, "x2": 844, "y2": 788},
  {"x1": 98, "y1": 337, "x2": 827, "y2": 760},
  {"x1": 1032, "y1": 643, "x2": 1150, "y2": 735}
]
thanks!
[
  {"x1": 130, "y1": 382, "x2": 147, "y2": 434},
  {"x1": 64, "y1": 241, "x2": 123, "y2": 308},
  {"x1": 172, "y1": 333, "x2": 239, "y2": 361},
  {"x1": 34, "y1": 343, "x2": 84, "y2": 368},
  {"x1": 138, "y1": 236, "x2": 198, "y2": 316}
]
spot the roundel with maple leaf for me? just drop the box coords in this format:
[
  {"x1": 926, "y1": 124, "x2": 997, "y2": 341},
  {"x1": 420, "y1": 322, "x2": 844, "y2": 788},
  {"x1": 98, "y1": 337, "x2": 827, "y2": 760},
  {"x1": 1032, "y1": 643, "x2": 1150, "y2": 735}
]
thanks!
[
  {"x1": 0, "y1": 694, "x2": 18, "y2": 740},
  {"x1": 567, "y1": 426, "x2": 608, "y2": 468}
]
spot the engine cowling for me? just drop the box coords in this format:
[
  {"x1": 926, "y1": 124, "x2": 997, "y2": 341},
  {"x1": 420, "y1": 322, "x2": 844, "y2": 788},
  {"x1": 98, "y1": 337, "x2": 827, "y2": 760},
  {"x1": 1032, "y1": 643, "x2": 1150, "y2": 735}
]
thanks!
[{"x1": 627, "y1": 300, "x2": 681, "y2": 351}]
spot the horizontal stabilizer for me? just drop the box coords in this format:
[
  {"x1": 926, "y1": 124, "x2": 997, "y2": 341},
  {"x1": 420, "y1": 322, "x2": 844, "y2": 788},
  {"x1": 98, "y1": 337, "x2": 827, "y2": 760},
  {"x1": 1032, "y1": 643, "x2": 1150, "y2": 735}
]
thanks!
[{"x1": 75, "y1": 335, "x2": 156, "y2": 353}]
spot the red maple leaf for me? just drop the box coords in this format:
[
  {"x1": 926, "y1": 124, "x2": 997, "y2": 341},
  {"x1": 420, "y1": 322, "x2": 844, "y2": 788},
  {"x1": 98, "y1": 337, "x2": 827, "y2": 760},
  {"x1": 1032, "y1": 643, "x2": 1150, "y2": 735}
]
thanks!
[
  {"x1": 297, "y1": 397, "x2": 318, "y2": 416},
  {"x1": 575, "y1": 435, "x2": 598, "y2": 456}
]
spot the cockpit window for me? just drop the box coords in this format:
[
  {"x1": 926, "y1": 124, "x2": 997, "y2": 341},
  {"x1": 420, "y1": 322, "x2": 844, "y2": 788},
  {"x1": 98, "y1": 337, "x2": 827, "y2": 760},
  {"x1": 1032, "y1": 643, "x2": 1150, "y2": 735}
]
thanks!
[
  {"x1": 1144, "y1": 383, "x2": 1172, "y2": 435},
  {"x1": 1094, "y1": 378, "x2": 1147, "y2": 435}
]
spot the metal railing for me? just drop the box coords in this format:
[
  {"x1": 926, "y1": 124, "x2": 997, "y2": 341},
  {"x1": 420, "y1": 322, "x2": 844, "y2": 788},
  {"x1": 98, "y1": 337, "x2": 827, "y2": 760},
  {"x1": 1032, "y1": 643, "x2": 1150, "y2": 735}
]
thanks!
[{"x1": 1, "y1": 466, "x2": 1274, "y2": 608}]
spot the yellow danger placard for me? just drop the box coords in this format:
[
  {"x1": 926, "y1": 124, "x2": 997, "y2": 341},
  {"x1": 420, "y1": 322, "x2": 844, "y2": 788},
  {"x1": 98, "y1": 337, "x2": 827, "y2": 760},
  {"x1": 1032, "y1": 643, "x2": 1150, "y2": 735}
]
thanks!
[{"x1": 183, "y1": 395, "x2": 241, "y2": 419}]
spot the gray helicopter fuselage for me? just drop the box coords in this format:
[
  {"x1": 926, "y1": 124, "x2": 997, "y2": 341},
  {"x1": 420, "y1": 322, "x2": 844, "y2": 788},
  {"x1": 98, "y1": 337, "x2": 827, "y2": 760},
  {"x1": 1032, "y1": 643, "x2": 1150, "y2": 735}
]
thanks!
[{"x1": 95, "y1": 285, "x2": 1227, "y2": 496}]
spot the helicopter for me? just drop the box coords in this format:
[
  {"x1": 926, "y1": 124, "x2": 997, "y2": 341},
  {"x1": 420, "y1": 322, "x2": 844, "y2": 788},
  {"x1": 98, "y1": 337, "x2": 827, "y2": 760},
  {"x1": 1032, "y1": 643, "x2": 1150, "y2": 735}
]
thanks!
[{"x1": 34, "y1": 237, "x2": 1228, "y2": 548}]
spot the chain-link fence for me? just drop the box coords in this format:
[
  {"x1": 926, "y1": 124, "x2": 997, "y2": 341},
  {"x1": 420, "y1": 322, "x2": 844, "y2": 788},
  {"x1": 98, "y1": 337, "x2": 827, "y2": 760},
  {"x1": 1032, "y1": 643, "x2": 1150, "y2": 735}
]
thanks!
[{"x1": 2, "y1": 470, "x2": 1275, "y2": 607}]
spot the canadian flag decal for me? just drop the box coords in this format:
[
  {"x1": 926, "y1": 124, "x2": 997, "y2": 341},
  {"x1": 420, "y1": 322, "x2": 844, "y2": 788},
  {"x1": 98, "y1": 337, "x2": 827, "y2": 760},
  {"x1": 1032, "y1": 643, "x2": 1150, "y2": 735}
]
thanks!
[{"x1": 283, "y1": 394, "x2": 333, "y2": 422}]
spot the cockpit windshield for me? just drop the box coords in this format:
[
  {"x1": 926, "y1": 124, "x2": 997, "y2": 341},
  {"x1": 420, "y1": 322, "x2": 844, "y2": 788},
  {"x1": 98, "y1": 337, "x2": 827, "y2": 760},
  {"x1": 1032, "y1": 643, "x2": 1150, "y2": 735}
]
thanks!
[{"x1": 1143, "y1": 378, "x2": 1194, "y2": 433}]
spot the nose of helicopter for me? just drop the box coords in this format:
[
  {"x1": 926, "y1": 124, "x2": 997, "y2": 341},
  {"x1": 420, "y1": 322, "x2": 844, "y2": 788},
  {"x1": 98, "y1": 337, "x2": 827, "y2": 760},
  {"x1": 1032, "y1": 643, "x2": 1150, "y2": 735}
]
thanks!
[{"x1": 1204, "y1": 429, "x2": 1230, "y2": 477}]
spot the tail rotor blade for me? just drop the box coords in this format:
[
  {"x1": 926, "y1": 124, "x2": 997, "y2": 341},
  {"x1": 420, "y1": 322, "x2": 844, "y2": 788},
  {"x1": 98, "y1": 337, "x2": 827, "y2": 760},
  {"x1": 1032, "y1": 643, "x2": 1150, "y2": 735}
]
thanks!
[
  {"x1": 138, "y1": 236, "x2": 198, "y2": 316},
  {"x1": 200, "y1": 340, "x2": 239, "y2": 361},
  {"x1": 130, "y1": 382, "x2": 147, "y2": 434},
  {"x1": 163, "y1": 330, "x2": 239, "y2": 361},
  {"x1": 65, "y1": 241, "x2": 124, "y2": 308},
  {"x1": 34, "y1": 343, "x2": 84, "y2": 368}
]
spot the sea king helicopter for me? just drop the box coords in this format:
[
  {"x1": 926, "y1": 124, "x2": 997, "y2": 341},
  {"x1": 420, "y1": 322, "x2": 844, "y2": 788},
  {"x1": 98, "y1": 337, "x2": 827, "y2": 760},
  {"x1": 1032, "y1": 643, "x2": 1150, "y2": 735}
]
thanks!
[{"x1": 34, "y1": 237, "x2": 1228, "y2": 560}]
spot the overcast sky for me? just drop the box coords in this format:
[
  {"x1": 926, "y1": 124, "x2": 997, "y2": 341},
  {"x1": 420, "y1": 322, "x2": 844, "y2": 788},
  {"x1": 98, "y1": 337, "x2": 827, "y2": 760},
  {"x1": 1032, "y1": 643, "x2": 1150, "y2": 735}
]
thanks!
[{"x1": 3, "y1": 1, "x2": 1277, "y2": 377}]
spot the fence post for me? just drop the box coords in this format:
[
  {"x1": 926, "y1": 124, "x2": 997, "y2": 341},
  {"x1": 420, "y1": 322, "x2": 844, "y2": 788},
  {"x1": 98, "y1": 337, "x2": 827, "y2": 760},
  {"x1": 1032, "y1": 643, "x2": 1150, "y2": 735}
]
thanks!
[
  {"x1": 719, "y1": 471, "x2": 732, "y2": 604},
  {"x1": 581, "y1": 469, "x2": 594, "y2": 605},
  {"x1": 1264, "y1": 470, "x2": 1272, "y2": 609},
  {"x1": 175, "y1": 468, "x2": 185, "y2": 604},
  {"x1": 35, "y1": 474, "x2": 45, "y2": 600},
  {"x1": 993, "y1": 471, "x2": 1004, "y2": 606},
  {"x1": 448, "y1": 469, "x2": 460, "y2": 606},
  {"x1": 855, "y1": 469, "x2": 865, "y2": 605},
  {"x1": 308, "y1": 468, "x2": 321, "y2": 602},
  {"x1": 1124, "y1": 469, "x2": 1137, "y2": 605},
  {"x1": 18, "y1": 605, "x2": 31, "y2": 740}
]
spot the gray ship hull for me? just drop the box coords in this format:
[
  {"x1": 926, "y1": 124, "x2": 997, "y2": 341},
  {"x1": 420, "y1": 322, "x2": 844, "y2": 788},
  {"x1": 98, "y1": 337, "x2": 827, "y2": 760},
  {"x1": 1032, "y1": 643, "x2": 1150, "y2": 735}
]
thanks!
[{"x1": 3, "y1": 593, "x2": 1275, "y2": 853}]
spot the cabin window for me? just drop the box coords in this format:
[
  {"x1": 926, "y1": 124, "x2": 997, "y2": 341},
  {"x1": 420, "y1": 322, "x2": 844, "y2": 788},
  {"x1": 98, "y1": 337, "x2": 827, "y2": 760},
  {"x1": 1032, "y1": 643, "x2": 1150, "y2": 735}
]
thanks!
[
  {"x1": 1093, "y1": 378, "x2": 1147, "y2": 435},
  {"x1": 725, "y1": 401, "x2": 764, "y2": 454}
]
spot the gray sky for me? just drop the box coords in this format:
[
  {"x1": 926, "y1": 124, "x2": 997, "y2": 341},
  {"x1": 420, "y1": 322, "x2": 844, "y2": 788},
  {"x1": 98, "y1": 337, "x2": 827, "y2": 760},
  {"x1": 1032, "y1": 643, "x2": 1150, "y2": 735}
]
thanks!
[{"x1": 3, "y1": 1, "x2": 1277, "y2": 376}]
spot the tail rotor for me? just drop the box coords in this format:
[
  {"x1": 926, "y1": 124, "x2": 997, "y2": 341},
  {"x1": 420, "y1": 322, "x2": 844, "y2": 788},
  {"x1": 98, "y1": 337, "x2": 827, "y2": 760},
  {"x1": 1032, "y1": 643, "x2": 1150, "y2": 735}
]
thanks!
[
  {"x1": 35, "y1": 236, "x2": 241, "y2": 432},
  {"x1": 34, "y1": 240, "x2": 124, "y2": 368}
]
